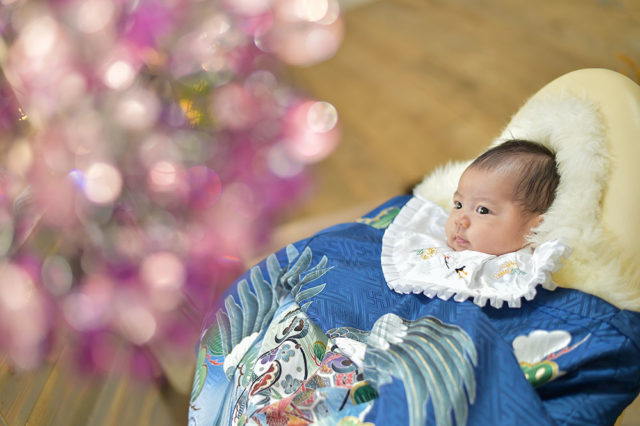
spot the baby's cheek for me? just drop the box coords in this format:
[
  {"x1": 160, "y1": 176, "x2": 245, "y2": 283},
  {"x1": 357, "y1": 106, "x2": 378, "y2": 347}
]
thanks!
[{"x1": 444, "y1": 216, "x2": 453, "y2": 239}]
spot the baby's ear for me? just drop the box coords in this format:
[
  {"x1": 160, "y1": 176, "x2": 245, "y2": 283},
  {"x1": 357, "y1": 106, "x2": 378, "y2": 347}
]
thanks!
[{"x1": 529, "y1": 214, "x2": 543, "y2": 229}]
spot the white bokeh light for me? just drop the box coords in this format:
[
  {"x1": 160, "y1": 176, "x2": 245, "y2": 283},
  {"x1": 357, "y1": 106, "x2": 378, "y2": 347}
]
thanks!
[
  {"x1": 75, "y1": 0, "x2": 115, "y2": 34},
  {"x1": 149, "y1": 161, "x2": 179, "y2": 191},
  {"x1": 118, "y1": 305, "x2": 157, "y2": 345},
  {"x1": 115, "y1": 89, "x2": 161, "y2": 130},
  {"x1": 307, "y1": 101, "x2": 338, "y2": 133},
  {"x1": 84, "y1": 162, "x2": 123, "y2": 204},
  {"x1": 0, "y1": 263, "x2": 34, "y2": 311},
  {"x1": 104, "y1": 60, "x2": 136, "y2": 91},
  {"x1": 227, "y1": 0, "x2": 273, "y2": 15},
  {"x1": 298, "y1": 0, "x2": 329, "y2": 22},
  {"x1": 141, "y1": 252, "x2": 185, "y2": 291},
  {"x1": 20, "y1": 15, "x2": 58, "y2": 59}
]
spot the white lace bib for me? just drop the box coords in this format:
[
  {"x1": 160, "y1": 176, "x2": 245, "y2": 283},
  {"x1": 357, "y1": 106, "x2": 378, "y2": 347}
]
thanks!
[{"x1": 381, "y1": 196, "x2": 572, "y2": 308}]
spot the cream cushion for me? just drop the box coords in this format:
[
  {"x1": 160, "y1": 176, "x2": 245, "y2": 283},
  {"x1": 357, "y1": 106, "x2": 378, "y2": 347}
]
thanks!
[{"x1": 414, "y1": 69, "x2": 640, "y2": 312}]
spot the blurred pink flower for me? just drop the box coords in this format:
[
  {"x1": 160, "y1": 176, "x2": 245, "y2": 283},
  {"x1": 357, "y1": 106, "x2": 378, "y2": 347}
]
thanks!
[{"x1": 0, "y1": 0, "x2": 342, "y2": 377}]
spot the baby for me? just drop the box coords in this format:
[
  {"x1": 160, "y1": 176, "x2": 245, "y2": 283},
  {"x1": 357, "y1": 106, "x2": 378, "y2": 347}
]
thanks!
[
  {"x1": 446, "y1": 140, "x2": 560, "y2": 255},
  {"x1": 381, "y1": 138, "x2": 568, "y2": 307}
]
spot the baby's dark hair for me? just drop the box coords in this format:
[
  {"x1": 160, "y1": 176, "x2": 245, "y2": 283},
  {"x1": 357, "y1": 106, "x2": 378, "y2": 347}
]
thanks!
[{"x1": 469, "y1": 139, "x2": 560, "y2": 214}]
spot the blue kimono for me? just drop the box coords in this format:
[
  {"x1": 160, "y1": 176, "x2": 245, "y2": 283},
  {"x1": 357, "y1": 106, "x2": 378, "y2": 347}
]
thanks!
[{"x1": 188, "y1": 196, "x2": 640, "y2": 426}]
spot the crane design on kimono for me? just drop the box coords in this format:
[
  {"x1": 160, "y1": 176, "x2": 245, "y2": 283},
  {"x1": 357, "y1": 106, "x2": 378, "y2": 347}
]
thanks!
[
  {"x1": 374, "y1": 314, "x2": 476, "y2": 426},
  {"x1": 191, "y1": 244, "x2": 478, "y2": 426}
]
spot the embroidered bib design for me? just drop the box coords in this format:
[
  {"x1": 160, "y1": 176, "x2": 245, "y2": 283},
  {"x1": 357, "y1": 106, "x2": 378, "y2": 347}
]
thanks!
[{"x1": 381, "y1": 196, "x2": 572, "y2": 308}]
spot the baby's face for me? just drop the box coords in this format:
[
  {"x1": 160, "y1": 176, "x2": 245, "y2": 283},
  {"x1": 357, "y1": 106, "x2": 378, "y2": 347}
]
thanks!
[{"x1": 445, "y1": 167, "x2": 540, "y2": 255}]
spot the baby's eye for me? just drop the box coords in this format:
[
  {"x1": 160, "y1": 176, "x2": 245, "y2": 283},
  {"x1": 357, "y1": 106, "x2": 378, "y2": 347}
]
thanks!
[
  {"x1": 476, "y1": 206, "x2": 490, "y2": 215},
  {"x1": 454, "y1": 201, "x2": 462, "y2": 209}
]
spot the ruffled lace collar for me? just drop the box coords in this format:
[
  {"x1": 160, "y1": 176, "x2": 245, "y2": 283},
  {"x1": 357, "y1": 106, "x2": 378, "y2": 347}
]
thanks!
[{"x1": 381, "y1": 196, "x2": 572, "y2": 308}]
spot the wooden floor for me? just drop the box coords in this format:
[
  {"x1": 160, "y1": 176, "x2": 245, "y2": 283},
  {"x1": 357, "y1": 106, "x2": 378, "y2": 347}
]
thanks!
[
  {"x1": 0, "y1": 348, "x2": 189, "y2": 426},
  {"x1": 285, "y1": 0, "x2": 640, "y2": 224},
  {"x1": 3, "y1": 0, "x2": 640, "y2": 424}
]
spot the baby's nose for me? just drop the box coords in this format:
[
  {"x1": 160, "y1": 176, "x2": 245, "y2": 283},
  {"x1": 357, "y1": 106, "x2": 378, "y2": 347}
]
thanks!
[{"x1": 455, "y1": 214, "x2": 470, "y2": 228}]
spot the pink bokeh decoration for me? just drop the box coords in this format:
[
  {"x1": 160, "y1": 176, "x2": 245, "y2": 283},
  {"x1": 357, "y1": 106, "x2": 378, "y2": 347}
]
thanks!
[{"x1": 0, "y1": 0, "x2": 343, "y2": 377}]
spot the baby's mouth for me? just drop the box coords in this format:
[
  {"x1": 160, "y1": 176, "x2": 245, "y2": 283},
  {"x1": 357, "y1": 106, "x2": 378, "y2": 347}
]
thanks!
[{"x1": 454, "y1": 234, "x2": 470, "y2": 248}]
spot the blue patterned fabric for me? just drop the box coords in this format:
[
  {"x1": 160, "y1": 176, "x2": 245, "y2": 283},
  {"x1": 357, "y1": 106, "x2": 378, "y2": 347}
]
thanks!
[{"x1": 189, "y1": 196, "x2": 640, "y2": 426}]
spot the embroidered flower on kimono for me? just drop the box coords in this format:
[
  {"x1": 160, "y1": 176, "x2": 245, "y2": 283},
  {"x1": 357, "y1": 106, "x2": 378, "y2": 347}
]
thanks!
[
  {"x1": 260, "y1": 347, "x2": 279, "y2": 365},
  {"x1": 512, "y1": 329, "x2": 571, "y2": 364},
  {"x1": 281, "y1": 373, "x2": 302, "y2": 394},
  {"x1": 315, "y1": 400, "x2": 330, "y2": 417},
  {"x1": 278, "y1": 343, "x2": 296, "y2": 362},
  {"x1": 511, "y1": 329, "x2": 590, "y2": 387},
  {"x1": 336, "y1": 372, "x2": 355, "y2": 387},
  {"x1": 320, "y1": 363, "x2": 333, "y2": 374}
]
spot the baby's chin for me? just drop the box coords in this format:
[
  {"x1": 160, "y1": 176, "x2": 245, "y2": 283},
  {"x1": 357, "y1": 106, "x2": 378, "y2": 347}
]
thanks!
[{"x1": 455, "y1": 244, "x2": 525, "y2": 256}]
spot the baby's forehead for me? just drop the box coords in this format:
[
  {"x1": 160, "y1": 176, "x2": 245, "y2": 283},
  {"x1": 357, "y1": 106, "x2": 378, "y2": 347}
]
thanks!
[
  {"x1": 456, "y1": 166, "x2": 521, "y2": 198},
  {"x1": 461, "y1": 163, "x2": 522, "y2": 182}
]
